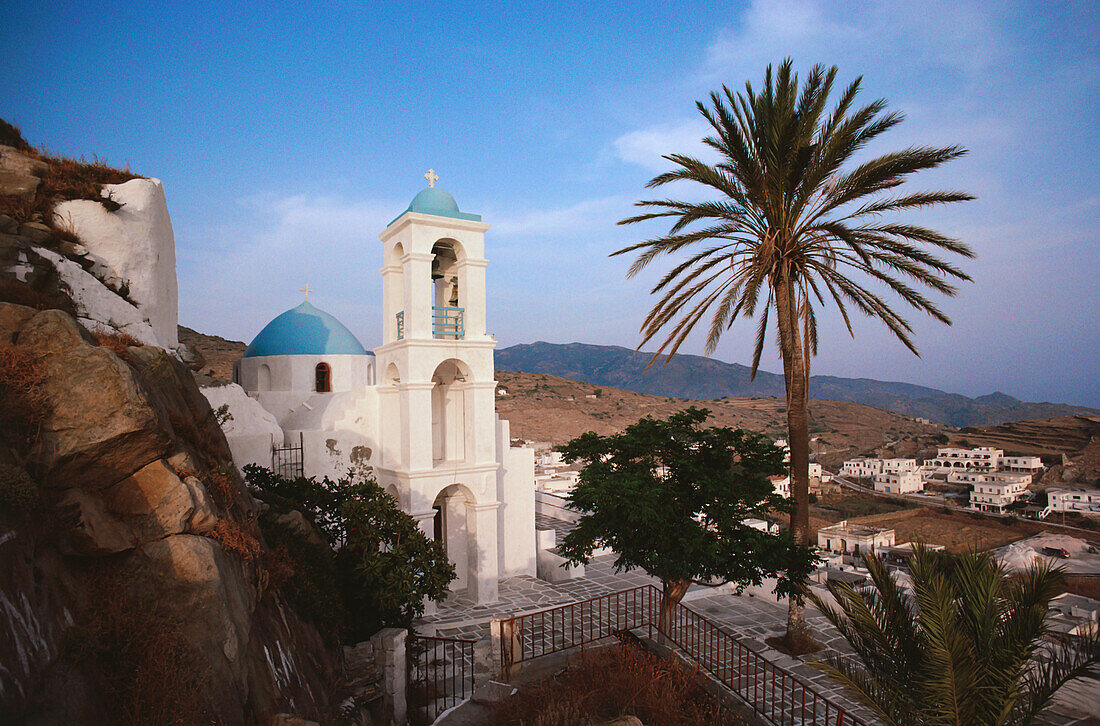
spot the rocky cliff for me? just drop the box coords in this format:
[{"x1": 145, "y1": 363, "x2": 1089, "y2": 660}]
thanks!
[
  {"x1": 0, "y1": 304, "x2": 338, "y2": 723},
  {"x1": 0, "y1": 123, "x2": 342, "y2": 724}
]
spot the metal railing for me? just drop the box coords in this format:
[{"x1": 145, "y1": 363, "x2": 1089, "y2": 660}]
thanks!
[
  {"x1": 432, "y1": 306, "x2": 464, "y2": 338},
  {"x1": 407, "y1": 633, "x2": 476, "y2": 725},
  {"x1": 396, "y1": 311, "x2": 404, "y2": 340},
  {"x1": 272, "y1": 432, "x2": 304, "y2": 479},
  {"x1": 496, "y1": 584, "x2": 870, "y2": 726}
]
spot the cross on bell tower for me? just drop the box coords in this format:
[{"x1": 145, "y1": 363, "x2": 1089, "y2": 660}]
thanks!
[{"x1": 424, "y1": 168, "x2": 439, "y2": 188}]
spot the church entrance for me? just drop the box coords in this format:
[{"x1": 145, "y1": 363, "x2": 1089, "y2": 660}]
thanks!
[{"x1": 432, "y1": 484, "x2": 474, "y2": 592}]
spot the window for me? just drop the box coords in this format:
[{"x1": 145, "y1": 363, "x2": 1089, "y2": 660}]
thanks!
[{"x1": 315, "y1": 362, "x2": 332, "y2": 393}]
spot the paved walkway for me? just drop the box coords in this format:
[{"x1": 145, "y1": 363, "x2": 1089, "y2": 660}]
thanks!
[{"x1": 416, "y1": 516, "x2": 1099, "y2": 725}]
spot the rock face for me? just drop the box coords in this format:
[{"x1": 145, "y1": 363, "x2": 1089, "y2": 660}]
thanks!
[
  {"x1": 53, "y1": 179, "x2": 179, "y2": 349},
  {"x1": 0, "y1": 303, "x2": 338, "y2": 724}
]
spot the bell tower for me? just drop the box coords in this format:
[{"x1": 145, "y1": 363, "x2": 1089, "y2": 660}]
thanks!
[{"x1": 373, "y1": 171, "x2": 501, "y2": 603}]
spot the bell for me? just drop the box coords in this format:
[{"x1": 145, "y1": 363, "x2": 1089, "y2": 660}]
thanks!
[{"x1": 431, "y1": 257, "x2": 443, "y2": 280}]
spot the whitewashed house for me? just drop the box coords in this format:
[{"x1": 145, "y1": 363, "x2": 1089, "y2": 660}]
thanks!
[
  {"x1": 1047, "y1": 489, "x2": 1100, "y2": 517},
  {"x1": 874, "y1": 470, "x2": 923, "y2": 494},
  {"x1": 817, "y1": 521, "x2": 896, "y2": 556},
  {"x1": 954, "y1": 471, "x2": 1032, "y2": 513}
]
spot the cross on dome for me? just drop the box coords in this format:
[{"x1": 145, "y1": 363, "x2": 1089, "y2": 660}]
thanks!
[
  {"x1": 299, "y1": 283, "x2": 314, "y2": 301},
  {"x1": 424, "y1": 168, "x2": 439, "y2": 188}
]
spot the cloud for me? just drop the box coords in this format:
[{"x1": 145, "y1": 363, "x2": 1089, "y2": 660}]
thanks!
[
  {"x1": 491, "y1": 195, "x2": 629, "y2": 237},
  {"x1": 611, "y1": 119, "x2": 714, "y2": 172}
]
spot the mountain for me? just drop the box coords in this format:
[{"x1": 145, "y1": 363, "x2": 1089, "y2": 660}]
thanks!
[{"x1": 495, "y1": 342, "x2": 1099, "y2": 428}]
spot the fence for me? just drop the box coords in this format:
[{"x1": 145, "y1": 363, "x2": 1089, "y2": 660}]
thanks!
[
  {"x1": 407, "y1": 633, "x2": 476, "y2": 725},
  {"x1": 496, "y1": 584, "x2": 870, "y2": 726},
  {"x1": 272, "y1": 432, "x2": 304, "y2": 479}
]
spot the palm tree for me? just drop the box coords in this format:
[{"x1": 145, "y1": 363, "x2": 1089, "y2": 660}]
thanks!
[
  {"x1": 613, "y1": 59, "x2": 974, "y2": 650},
  {"x1": 807, "y1": 548, "x2": 1099, "y2": 725}
]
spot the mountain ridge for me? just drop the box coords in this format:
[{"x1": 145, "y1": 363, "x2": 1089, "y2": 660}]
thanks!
[{"x1": 495, "y1": 341, "x2": 1098, "y2": 428}]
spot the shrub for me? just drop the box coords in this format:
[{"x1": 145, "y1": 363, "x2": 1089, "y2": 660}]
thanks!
[
  {"x1": 0, "y1": 462, "x2": 38, "y2": 511},
  {"x1": 0, "y1": 118, "x2": 32, "y2": 151},
  {"x1": 245, "y1": 464, "x2": 455, "y2": 641}
]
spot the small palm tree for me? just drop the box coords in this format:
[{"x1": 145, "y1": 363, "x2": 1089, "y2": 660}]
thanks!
[
  {"x1": 808, "y1": 548, "x2": 1099, "y2": 725},
  {"x1": 614, "y1": 59, "x2": 974, "y2": 649}
]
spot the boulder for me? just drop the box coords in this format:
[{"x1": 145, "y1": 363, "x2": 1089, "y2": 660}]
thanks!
[
  {"x1": 101, "y1": 459, "x2": 196, "y2": 542},
  {"x1": 0, "y1": 145, "x2": 46, "y2": 200},
  {"x1": 177, "y1": 341, "x2": 206, "y2": 371},
  {"x1": 0, "y1": 301, "x2": 35, "y2": 340},
  {"x1": 55, "y1": 487, "x2": 136, "y2": 555},
  {"x1": 25, "y1": 314, "x2": 172, "y2": 490}
]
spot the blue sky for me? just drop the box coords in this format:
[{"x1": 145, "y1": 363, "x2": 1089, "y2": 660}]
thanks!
[{"x1": 3, "y1": 1, "x2": 1098, "y2": 407}]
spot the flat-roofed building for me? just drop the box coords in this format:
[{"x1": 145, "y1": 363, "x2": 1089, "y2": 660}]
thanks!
[
  {"x1": 874, "y1": 470, "x2": 923, "y2": 494},
  {"x1": 1047, "y1": 489, "x2": 1100, "y2": 517},
  {"x1": 817, "y1": 520, "x2": 895, "y2": 556},
  {"x1": 839, "y1": 457, "x2": 917, "y2": 479},
  {"x1": 954, "y1": 471, "x2": 1032, "y2": 513}
]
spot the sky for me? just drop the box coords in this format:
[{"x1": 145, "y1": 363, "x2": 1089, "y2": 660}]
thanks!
[{"x1": 2, "y1": 1, "x2": 1098, "y2": 407}]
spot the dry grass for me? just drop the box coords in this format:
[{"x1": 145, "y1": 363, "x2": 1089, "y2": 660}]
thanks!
[
  {"x1": 69, "y1": 568, "x2": 216, "y2": 725},
  {"x1": 0, "y1": 343, "x2": 50, "y2": 447},
  {"x1": 90, "y1": 330, "x2": 141, "y2": 364},
  {"x1": 0, "y1": 277, "x2": 77, "y2": 315},
  {"x1": 209, "y1": 518, "x2": 261, "y2": 562},
  {"x1": 491, "y1": 643, "x2": 745, "y2": 726}
]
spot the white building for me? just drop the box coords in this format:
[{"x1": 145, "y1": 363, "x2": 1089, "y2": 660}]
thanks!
[
  {"x1": 216, "y1": 179, "x2": 538, "y2": 604},
  {"x1": 999, "y1": 455, "x2": 1044, "y2": 472},
  {"x1": 874, "y1": 470, "x2": 922, "y2": 494},
  {"x1": 1047, "y1": 489, "x2": 1100, "y2": 517},
  {"x1": 929, "y1": 446, "x2": 1002, "y2": 471},
  {"x1": 770, "y1": 475, "x2": 790, "y2": 498},
  {"x1": 817, "y1": 520, "x2": 896, "y2": 556},
  {"x1": 953, "y1": 471, "x2": 1032, "y2": 513},
  {"x1": 839, "y1": 457, "x2": 917, "y2": 479}
]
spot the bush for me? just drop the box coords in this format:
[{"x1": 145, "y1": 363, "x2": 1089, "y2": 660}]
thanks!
[
  {"x1": 245, "y1": 464, "x2": 456, "y2": 642},
  {"x1": 0, "y1": 462, "x2": 38, "y2": 511}
]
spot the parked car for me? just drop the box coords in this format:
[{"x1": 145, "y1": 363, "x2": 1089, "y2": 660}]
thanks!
[{"x1": 1042, "y1": 547, "x2": 1071, "y2": 559}]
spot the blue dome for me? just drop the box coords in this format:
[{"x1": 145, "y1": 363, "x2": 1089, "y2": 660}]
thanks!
[
  {"x1": 243, "y1": 301, "x2": 368, "y2": 358},
  {"x1": 390, "y1": 186, "x2": 482, "y2": 226}
]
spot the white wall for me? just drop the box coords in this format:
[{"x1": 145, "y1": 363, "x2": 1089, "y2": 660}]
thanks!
[{"x1": 53, "y1": 178, "x2": 178, "y2": 348}]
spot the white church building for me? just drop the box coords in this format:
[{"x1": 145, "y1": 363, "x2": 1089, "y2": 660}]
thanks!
[{"x1": 211, "y1": 176, "x2": 536, "y2": 604}]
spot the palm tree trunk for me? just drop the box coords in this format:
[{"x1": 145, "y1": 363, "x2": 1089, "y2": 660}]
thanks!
[{"x1": 774, "y1": 276, "x2": 815, "y2": 651}]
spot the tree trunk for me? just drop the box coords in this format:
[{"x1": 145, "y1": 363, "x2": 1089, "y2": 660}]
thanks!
[
  {"x1": 774, "y1": 277, "x2": 815, "y2": 652},
  {"x1": 657, "y1": 579, "x2": 691, "y2": 642}
]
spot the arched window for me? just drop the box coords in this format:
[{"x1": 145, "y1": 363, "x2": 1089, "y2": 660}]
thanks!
[{"x1": 315, "y1": 362, "x2": 331, "y2": 392}]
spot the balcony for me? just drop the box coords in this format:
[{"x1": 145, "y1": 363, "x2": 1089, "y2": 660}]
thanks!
[{"x1": 394, "y1": 307, "x2": 465, "y2": 341}]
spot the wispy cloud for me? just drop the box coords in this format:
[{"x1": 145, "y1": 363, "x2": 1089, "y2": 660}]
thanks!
[{"x1": 611, "y1": 119, "x2": 713, "y2": 172}]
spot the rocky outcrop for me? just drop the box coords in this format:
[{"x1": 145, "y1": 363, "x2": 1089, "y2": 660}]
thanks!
[{"x1": 0, "y1": 303, "x2": 339, "y2": 724}]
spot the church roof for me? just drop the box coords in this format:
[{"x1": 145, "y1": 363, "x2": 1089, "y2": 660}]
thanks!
[
  {"x1": 390, "y1": 187, "x2": 482, "y2": 226},
  {"x1": 243, "y1": 301, "x2": 369, "y2": 358}
]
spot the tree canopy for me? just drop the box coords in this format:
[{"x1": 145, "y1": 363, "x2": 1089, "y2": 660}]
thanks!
[{"x1": 556, "y1": 408, "x2": 817, "y2": 602}]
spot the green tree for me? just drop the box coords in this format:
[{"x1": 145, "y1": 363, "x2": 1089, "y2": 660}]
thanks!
[
  {"x1": 245, "y1": 465, "x2": 456, "y2": 640},
  {"x1": 557, "y1": 408, "x2": 817, "y2": 634},
  {"x1": 808, "y1": 548, "x2": 1099, "y2": 726},
  {"x1": 613, "y1": 60, "x2": 974, "y2": 650}
]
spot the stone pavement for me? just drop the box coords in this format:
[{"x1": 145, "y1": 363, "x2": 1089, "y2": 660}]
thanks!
[{"x1": 416, "y1": 516, "x2": 1099, "y2": 725}]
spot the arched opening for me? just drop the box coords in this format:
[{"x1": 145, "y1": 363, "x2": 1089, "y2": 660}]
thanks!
[
  {"x1": 385, "y1": 362, "x2": 401, "y2": 385},
  {"x1": 431, "y1": 359, "x2": 470, "y2": 463},
  {"x1": 257, "y1": 363, "x2": 271, "y2": 391},
  {"x1": 430, "y1": 239, "x2": 466, "y2": 339},
  {"x1": 315, "y1": 362, "x2": 331, "y2": 392},
  {"x1": 387, "y1": 242, "x2": 406, "y2": 341},
  {"x1": 432, "y1": 484, "x2": 475, "y2": 591}
]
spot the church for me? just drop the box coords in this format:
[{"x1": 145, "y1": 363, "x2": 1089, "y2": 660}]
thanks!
[{"x1": 214, "y1": 173, "x2": 537, "y2": 604}]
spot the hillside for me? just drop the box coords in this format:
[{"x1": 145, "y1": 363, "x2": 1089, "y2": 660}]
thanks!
[{"x1": 496, "y1": 342, "x2": 1099, "y2": 428}]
